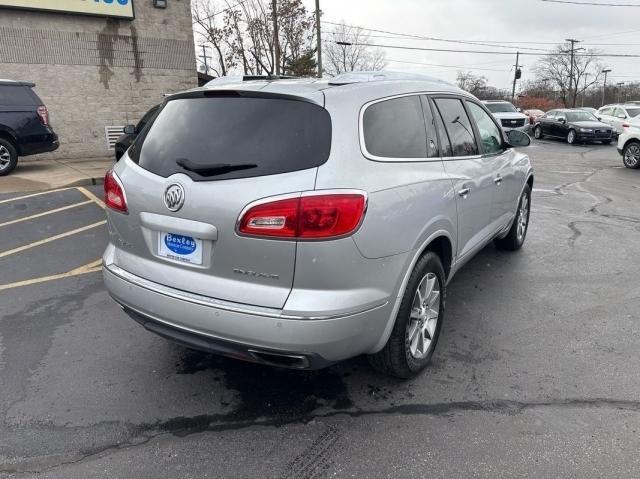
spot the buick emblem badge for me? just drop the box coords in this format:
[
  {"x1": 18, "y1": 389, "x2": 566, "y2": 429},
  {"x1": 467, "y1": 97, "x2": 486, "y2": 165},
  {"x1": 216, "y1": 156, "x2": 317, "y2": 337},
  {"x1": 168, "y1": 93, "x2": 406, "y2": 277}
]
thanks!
[{"x1": 164, "y1": 184, "x2": 185, "y2": 212}]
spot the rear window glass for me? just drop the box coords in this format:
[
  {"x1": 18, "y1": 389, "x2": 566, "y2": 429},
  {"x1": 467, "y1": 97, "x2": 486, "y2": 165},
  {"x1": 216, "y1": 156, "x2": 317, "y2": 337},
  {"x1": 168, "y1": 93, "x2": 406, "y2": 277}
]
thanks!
[
  {"x1": 129, "y1": 95, "x2": 332, "y2": 181},
  {"x1": 0, "y1": 85, "x2": 35, "y2": 107},
  {"x1": 362, "y1": 95, "x2": 427, "y2": 158}
]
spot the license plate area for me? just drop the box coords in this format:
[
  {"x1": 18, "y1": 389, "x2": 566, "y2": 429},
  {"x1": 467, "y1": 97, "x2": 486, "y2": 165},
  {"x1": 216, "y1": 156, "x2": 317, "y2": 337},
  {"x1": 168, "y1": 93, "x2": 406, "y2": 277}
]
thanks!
[{"x1": 158, "y1": 232, "x2": 203, "y2": 265}]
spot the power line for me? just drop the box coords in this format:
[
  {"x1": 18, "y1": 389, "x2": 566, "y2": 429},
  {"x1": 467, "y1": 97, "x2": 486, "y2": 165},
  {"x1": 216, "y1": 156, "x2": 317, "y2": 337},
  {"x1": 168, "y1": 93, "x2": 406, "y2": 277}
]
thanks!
[
  {"x1": 540, "y1": 0, "x2": 640, "y2": 6},
  {"x1": 191, "y1": 0, "x2": 248, "y2": 24},
  {"x1": 326, "y1": 40, "x2": 640, "y2": 58},
  {"x1": 321, "y1": 21, "x2": 552, "y2": 52},
  {"x1": 386, "y1": 58, "x2": 511, "y2": 72}
]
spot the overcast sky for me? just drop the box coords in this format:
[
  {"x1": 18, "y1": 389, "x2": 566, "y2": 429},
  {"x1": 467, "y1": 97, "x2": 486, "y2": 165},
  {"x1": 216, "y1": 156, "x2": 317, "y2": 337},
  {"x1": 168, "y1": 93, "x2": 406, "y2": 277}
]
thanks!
[{"x1": 302, "y1": 0, "x2": 640, "y2": 90}]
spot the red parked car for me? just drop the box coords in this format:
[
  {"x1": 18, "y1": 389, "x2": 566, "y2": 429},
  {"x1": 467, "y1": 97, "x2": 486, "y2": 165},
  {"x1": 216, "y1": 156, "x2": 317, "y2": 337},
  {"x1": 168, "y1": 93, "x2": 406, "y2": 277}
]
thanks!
[{"x1": 523, "y1": 109, "x2": 545, "y2": 126}]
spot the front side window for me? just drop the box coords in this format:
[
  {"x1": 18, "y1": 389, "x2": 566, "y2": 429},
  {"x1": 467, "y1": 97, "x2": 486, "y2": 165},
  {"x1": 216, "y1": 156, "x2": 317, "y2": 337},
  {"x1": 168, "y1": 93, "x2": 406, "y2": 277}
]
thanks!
[
  {"x1": 545, "y1": 111, "x2": 557, "y2": 119},
  {"x1": 433, "y1": 98, "x2": 478, "y2": 157},
  {"x1": 600, "y1": 107, "x2": 612, "y2": 116},
  {"x1": 363, "y1": 95, "x2": 427, "y2": 158},
  {"x1": 467, "y1": 102, "x2": 503, "y2": 155}
]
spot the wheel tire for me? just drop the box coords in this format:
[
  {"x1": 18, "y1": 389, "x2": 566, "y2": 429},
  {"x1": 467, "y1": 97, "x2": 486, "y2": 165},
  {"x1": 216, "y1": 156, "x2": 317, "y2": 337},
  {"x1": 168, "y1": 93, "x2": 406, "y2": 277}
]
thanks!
[
  {"x1": 622, "y1": 141, "x2": 640, "y2": 169},
  {"x1": 494, "y1": 184, "x2": 531, "y2": 251},
  {"x1": 567, "y1": 129, "x2": 577, "y2": 145},
  {"x1": 368, "y1": 252, "x2": 446, "y2": 379},
  {"x1": 0, "y1": 139, "x2": 18, "y2": 176},
  {"x1": 533, "y1": 126, "x2": 543, "y2": 139}
]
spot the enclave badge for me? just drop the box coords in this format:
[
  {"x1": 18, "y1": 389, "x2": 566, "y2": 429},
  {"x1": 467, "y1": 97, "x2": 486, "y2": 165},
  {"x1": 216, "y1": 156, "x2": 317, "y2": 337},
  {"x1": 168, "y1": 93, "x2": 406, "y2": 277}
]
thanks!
[{"x1": 164, "y1": 184, "x2": 185, "y2": 212}]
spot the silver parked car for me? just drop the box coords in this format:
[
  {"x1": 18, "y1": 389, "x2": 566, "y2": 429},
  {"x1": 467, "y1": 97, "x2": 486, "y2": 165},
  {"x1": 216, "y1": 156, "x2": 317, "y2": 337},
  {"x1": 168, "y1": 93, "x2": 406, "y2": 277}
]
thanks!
[{"x1": 103, "y1": 72, "x2": 533, "y2": 378}]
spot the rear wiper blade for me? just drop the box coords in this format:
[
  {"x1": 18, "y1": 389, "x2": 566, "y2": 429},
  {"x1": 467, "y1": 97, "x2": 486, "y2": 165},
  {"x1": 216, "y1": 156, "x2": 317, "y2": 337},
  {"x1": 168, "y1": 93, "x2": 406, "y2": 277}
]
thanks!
[{"x1": 176, "y1": 158, "x2": 257, "y2": 176}]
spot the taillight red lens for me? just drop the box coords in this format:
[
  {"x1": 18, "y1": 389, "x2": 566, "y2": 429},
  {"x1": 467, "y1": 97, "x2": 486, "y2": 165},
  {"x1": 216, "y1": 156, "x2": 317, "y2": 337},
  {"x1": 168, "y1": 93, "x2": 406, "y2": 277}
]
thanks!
[
  {"x1": 37, "y1": 106, "x2": 49, "y2": 126},
  {"x1": 104, "y1": 170, "x2": 128, "y2": 213},
  {"x1": 238, "y1": 193, "x2": 366, "y2": 240}
]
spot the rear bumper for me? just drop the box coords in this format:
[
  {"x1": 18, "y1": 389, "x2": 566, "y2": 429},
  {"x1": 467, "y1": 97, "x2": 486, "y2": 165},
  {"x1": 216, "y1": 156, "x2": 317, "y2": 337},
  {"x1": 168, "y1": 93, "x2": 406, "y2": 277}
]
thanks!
[
  {"x1": 103, "y1": 262, "x2": 394, "y2": 368},
  {"x1": 20, "y1": 132, "x2": 59, "y2": 156}
]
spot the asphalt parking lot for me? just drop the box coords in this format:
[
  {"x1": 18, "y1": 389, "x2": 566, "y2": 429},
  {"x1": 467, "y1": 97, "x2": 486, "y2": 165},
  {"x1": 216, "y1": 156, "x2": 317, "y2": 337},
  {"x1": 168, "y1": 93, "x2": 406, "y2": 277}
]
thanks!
[{"x1": 1, "y1": 140, "x2": 639, "y2": 478}]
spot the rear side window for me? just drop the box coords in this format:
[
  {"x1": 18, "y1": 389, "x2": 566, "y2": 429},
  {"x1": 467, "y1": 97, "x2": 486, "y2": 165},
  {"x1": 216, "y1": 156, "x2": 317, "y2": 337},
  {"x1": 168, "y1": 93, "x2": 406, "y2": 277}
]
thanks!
[
  {"x1": 433, "y1": 98, "x2": 478, "y2": 157},
  {"x1": 362, "y1": 95, "x2": 427, "y2": 158},
  {"x1": 129, "y1": 95, "x2": 332, "y2": 181},
  {"x1": 545, "y1": 111, "x2": 557, "y2": 119},
  {"x1": 0, "y1": 85, "x2": 36, "y2": 107}
]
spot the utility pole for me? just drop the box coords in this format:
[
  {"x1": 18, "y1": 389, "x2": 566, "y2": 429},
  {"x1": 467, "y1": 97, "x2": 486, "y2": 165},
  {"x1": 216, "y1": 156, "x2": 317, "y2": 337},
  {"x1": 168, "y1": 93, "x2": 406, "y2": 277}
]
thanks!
[
  {"x1": 511, "y1": 51, "x2": 521, "y2": 103},
  {"x1": 315, "y1": 0, "x2": 322, "y2": 78},
  {"x1": 581, "y1": 73, "x2": 589, "y2": 107},
  {"x1": 198, "y1": 44, "x2": 212, "y2": 76},
  {"x1": 272, "y1": 0, "x2": 281, "y2": 76},
  {"x1": 617, "y1": 82, "x2": 625, "y2": 103},
  {"x1": 565, "y1": 39, "x2": 580, "y2": 107},
  {"x1": 602, "y1": 69, "x2": 611, "y2": 107}
]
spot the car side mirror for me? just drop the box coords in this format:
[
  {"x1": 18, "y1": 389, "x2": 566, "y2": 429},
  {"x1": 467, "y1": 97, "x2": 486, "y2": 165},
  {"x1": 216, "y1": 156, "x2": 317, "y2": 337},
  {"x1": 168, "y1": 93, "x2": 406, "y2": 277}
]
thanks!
[
  {"x1": 505, "y1": 129, "x2": 531, "y2": 147},
  {"x1": 123, "y1": 124, "x2": 136, "y2": 135}
]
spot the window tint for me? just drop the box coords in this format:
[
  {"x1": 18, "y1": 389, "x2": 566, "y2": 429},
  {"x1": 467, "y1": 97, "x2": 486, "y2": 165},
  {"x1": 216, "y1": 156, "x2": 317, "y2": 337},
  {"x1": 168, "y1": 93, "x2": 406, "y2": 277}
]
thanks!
[
  {"x1": 467, "y1": 102, "x2": 503, "y2": 155},
  {"x1": 0, "y1": 85, "x2": 35, "y2": 107},
  {"x1": 431, "y1": 100, "x2": 453, "y2": 157},
  {"x1": 363, "y1": 95, "x2": 427, "y2": 158},
  {"x1": 433, "y1": 98, "x2": 478, "y2": 157},
  {"x1": 420, "y1": 96, "x2": 440, "y2": 157},
  {"x1": 129, "y1": 96, "x2": 332, "y2": 181}
]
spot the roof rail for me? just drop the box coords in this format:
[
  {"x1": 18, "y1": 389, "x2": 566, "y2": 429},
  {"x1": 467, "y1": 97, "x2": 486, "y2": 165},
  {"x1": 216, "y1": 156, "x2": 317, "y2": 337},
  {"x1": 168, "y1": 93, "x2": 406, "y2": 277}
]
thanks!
[
  {"x1": 205, "y1": 74, "x2": 301, "y2": 87},
  {"x1": 327, "y1": 71, "x2": 456, "y2": 87}
]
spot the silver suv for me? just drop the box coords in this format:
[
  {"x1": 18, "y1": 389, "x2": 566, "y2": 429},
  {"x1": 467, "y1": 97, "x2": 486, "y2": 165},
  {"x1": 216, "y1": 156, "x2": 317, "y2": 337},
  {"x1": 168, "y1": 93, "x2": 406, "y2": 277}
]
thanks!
[{"x1": 103, "y1": 72, "x2": 533, "y2": 378}]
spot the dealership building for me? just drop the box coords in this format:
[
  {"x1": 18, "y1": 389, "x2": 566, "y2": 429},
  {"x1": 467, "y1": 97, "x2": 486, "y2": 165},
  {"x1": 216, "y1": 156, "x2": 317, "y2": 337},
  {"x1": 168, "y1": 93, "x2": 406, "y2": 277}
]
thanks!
[{"x1": 0, "y1": 0, "x2": 197, "y2": 160}]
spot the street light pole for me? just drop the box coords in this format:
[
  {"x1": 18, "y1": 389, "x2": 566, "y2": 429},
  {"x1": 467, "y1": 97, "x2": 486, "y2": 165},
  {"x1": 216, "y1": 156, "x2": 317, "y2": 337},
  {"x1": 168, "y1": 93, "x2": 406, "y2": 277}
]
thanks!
[
  {"x1": 617, "y1": 82, "x2": 625, "y2": 103},
  {"x1": 315, "y1": 0, "x2": 322, "y2": 78},
  {"x1": 601, "y1": 69, "x2": 611, "y2": 107}
]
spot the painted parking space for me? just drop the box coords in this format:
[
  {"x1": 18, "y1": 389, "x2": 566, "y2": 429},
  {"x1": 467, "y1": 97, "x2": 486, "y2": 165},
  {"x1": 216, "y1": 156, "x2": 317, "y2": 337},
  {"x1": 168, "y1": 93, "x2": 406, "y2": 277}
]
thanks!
[{"x1": 0, "y1": 185, "x2": 106, "y2": 291}]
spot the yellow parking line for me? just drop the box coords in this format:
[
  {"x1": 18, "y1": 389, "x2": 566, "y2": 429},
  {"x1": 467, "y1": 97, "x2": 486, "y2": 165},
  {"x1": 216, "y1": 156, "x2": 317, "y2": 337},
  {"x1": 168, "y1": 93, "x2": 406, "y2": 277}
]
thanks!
[
  {"x1": 0, "y1": 187, "x2": 73, "y2": 205},
  {"x1": 76, "y1": 186, "x2": 106, "y2": 210},
  {"x1": 0, "y1": 220, "x2": 107, "y2": 259},
  {"x1": 0, "y1": 260, "x2": 102, "y2": 292},
  {"x1": 0, "y1": 200, "x2": 93, "y2": 228}
]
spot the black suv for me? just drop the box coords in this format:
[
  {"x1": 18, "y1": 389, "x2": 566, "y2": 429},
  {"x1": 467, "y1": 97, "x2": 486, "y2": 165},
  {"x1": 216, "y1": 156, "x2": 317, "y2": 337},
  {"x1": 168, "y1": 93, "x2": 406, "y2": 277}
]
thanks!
[{"x1": 0, "y1": 80, "x2": 59, "y2": 175}]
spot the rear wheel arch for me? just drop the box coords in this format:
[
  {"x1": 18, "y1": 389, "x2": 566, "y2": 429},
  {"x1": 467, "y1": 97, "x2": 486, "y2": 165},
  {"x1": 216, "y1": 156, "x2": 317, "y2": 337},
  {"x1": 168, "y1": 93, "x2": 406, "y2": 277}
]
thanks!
[
  {"x1": 368, "y1": 232, "x2": 454, "y2": 355},
  {"x1": 0, "y1": 130, "x2": 20, "y2": 155}
]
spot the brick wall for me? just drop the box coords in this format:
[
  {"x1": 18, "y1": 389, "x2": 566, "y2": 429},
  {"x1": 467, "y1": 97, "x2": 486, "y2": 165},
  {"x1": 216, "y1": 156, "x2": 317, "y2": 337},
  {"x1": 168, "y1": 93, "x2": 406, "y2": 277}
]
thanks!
[{"x1": 0, "y1": 0, "x2": 197, "y2": 160}]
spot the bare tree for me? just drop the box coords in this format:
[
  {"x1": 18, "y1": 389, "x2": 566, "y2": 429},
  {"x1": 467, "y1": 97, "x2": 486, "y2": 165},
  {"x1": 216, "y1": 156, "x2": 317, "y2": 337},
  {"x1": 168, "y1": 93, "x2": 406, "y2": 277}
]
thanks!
[
  {"x1": 323, "y1": 23, "x2": 386, "y2": 76},
  {"x1": 192, "y1": 0, "x2": 237, "y2": 77},
  {"x1": 535, "y1": 43, "x2": 604, "y2": 107},
  {"x1": 456, "y1": 71, "x2": 488, "y2": 96}
]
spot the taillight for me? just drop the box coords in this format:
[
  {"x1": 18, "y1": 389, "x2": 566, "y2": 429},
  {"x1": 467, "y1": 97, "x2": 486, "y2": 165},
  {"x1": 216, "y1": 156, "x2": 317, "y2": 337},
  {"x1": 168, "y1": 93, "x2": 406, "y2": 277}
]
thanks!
[
  {"x1": 238, "y1": 192, "x2": 366, "y2": 240},
  {"x1": 36, "y1": 105, "x2": 49, "y2": 126},
  {"x1": 104, "y1": 169, "x2": 128, "y2": 213},
  {"x1": 623, "y1": 123, "x2": 630, "y2": 129}
]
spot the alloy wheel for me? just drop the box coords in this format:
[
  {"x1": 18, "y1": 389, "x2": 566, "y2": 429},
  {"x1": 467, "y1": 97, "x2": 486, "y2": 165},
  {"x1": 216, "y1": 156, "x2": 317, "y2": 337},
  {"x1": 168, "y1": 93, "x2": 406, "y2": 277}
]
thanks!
[
  {"x1": 567, "y1": 130, "x2": 576, "y2": 144},
  {"x1": 0, "y1": 145, "x2": 11, "y2": 171},
  {"x1": 624, "y1": 144, "x2": 640, "y2": 168},
  {"x1": 517, "y1": 192, "x2": 530, "y2": 242},
  {"x1": 407, "y1": 272, "x2": 441, "y2": 359}
]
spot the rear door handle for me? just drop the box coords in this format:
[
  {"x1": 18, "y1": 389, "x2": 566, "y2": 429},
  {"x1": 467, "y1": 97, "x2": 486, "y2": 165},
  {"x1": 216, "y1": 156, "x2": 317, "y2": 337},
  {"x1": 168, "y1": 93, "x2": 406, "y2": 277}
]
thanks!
[
  {"x1": 458, "y1": 187, "x2": 470, "y2": 197},
  {"x1": 494, "y1": 175, "x2": 503, "y2": 185}
]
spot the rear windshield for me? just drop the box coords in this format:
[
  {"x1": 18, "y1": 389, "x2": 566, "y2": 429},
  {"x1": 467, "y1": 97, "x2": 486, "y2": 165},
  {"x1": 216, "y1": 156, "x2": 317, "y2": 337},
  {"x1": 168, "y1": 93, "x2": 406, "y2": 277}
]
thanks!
[
  {"x1": 484, "y1": 102, "x2": 517, "y2": 113},
  {"x1": 0, "y1": 85, "x2": 36, "y2": 107},
  {"x1": 129, "y1": 95, "x2": 332, "y2": 181}
]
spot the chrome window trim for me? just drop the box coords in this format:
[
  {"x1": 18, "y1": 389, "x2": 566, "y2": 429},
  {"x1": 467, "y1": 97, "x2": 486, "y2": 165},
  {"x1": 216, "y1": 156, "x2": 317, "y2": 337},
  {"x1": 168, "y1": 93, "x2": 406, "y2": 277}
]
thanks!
[
  {"x1": 104, "y1": 262, "x2": 387, "y2": 320},
  {"x1": 358, "y1": 91, "x2": 474, "y2": 163}
]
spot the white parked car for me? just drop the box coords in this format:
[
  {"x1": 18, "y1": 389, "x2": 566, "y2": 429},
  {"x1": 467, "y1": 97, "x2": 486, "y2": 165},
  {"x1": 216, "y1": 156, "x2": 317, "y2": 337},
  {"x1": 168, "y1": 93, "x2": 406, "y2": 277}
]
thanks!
[
  {"x1": 617, "y1": 128, "x2": 640, "y2": 169},
  {"x1": 482, "y1": 100, "x2": 530, "y2": 132},
  {"x1": 597, "y1": 104, "x2": 640, "y2": 135}
]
